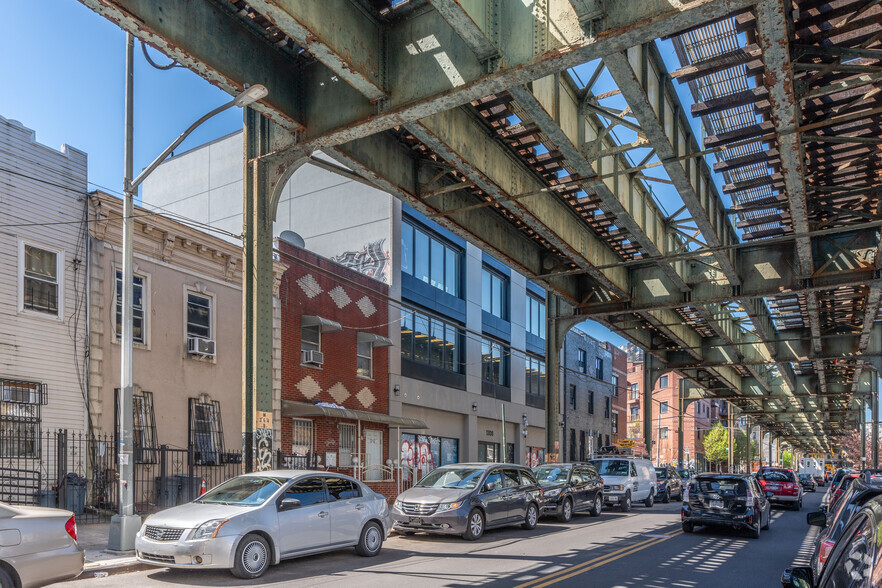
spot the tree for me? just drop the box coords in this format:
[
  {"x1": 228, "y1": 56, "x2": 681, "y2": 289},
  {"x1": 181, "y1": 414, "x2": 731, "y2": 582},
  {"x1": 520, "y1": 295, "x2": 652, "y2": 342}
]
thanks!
[
  {"x1": 782, "y1": 451, "x2": 792, "y2": 468},
  {"x1": 703, "y1": 422, "x2": 729, "y2": 468},
  {"x1": 734, "y1": 430, "x2": 757, "y2": 467}
]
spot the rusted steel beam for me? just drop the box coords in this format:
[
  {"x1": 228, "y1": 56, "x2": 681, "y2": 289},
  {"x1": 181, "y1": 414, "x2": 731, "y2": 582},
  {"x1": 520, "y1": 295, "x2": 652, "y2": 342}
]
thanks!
[
  {"x1": 713, "y1": 149, "x2": 780, "y2": 172},
  {"x1": 727, "y1": 195, "x2": 789, "y2": 214},
  {"x1": 671, "y1": 44, "x2": 763, "y2": 83},
  {"x1": 704, "y1": 121, "x2": 775, "y2": 149},
  {"x1": 429, "y1": 0, "x2": 499, "y2": 62},
  {"x1": 802, "y1": 71, "x2": 882, "y2": 101},
  {"x1": 723, "y1": 173, "x2": 783, "y2": 194},
  {"x1": 691, "y1": 87, "x2": 769, "y2": 117},
  {"x1": 736, "y1": 213, "x2": 787, "y2": 228}
]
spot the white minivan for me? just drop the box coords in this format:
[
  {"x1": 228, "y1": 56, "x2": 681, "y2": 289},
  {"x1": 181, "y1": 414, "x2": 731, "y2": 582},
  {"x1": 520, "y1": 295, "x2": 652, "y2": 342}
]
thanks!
[{"x1": 589, "y1": 457, "x2": 657, "y2": 512}]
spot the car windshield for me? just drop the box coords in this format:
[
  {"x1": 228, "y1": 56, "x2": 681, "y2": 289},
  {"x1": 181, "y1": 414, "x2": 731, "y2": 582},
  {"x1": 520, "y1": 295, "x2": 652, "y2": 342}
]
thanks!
[
  {"x1": 758, "y1": 471, "x2": 793, "y2": 482},
  {"x1": 655, "y1": 468, "x2": 667, "y2": 479},
  {"x1": 533, "y1": 466, "x2": 570, "y2": 484},
  {"x1": 799, "y1": 474, "x2": 811, "y2": 480},
  {"x1": 197, "y1": 476, "x2": 286, "y2": 506},
  {"x1": 695, "y1": 478, "x2": 748, "y2": 497},
  {"x1": 590, "y1": 460, "x2": 630, "y2": 476},
  {"x1": 416, "y1": 468, "x2": 485, "y2": 489}
]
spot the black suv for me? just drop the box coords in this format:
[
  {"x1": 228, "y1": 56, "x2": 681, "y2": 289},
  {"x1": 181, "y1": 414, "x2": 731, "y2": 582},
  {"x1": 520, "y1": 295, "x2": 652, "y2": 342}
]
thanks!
[
  {"x1": 798, "y1": 473, "x2": 817, "y2": 493},
  {"x1": 655, "y1": 466, "x2": 683, "y2": 503},
  {"x1": 682, "y1": 473, "x2": 771, "y2": 539},
  {"x1": 533, "y1": 463, "x2": 603, "y2": 522}
]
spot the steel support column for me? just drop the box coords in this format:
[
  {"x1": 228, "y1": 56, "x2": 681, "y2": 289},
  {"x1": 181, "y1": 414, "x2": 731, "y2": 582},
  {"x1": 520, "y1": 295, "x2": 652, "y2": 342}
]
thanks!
[
  {"x1": 546, "y1": 295, "x2": 581, "y2": 459},
  {"x1": 678, "y1": 379, "x2": 686, "y2": 467},
  {"x1": 874, "y1": 376, "x2": 879, "y2": 468}
]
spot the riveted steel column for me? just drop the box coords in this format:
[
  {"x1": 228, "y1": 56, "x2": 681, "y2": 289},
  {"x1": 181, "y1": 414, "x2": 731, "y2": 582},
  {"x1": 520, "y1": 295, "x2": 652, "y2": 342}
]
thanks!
[
  {"x1": 874, "y1": 375, "x2": 879, "y2": 468},
  {"x1": 678, "y1": 379, "x2": 686, "y2": 467},
  {"x1": 546, "y1": 294, "x2": 564, "y2": 459}
]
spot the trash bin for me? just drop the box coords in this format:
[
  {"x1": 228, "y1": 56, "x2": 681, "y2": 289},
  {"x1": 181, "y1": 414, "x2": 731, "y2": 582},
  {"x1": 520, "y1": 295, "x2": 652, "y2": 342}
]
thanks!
[
  {"x1": 37, "y1": 490, "x2": 57, "y2": 508},
  {"x1": 154, "y1": 476, "x2": 180, "y2": 508},
  {"x1": 62, "y1": 473, "x2": 86, "y2": 515},
  {"x1": 175, "y1": 474, "x2": 203, "y2": 504}
]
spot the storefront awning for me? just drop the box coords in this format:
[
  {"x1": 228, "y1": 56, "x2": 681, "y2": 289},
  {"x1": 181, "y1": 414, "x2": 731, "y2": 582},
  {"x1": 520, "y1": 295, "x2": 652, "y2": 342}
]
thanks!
[
  {"x1": 282, "y1": 400, "x2": 429, "y2": 429},
  {"x1": 357, "y1": 332, "x2": 393, "y2": 347},
  {"x1": 301, "y1": 315, "x2": 342, "y2": 332}
]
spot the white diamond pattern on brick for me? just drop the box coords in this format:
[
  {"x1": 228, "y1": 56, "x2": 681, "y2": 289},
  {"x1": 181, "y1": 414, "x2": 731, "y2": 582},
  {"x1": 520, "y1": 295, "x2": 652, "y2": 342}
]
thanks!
[
  {"x1": 356, "y1": 296, "x2": 377, "y2": 317},
  {"x1": 296, "y1": 274, "x2": 323, "y2": 299},
  {"x1": 296, "y1": 376, "x2": 321, "y2": 400},
  {"x1": 356, "y1": 387, "x2": 376, "y2": 409},
  {"x1": 329, "y1": 286, "x2": 351, "y2": 309},
  {"x1": 328, "y1": 382, "x2": 350, "y2": 404}
]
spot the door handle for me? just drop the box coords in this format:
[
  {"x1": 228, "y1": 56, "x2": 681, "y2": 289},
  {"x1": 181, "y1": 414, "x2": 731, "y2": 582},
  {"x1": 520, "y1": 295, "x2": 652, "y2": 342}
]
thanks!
[
  {"x1": 356, "y1": 504, "x2": 366, "y2": 510},
  {"x1": 318, "y1": 511, "x2": 329, "y2": 518}
]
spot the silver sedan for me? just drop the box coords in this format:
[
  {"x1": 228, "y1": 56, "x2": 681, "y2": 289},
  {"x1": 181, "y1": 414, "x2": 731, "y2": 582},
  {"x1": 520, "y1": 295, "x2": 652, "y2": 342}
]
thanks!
[
  {"x1": 0, "y1": 502, "x2": 83, "y2": 587},
  {"x1": 135, "y1": 470, "x2": 393, "y2": 579}
]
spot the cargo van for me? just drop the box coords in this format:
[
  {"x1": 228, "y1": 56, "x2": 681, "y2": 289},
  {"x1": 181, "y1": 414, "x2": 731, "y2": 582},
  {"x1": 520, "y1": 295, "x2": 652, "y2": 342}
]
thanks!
[{"x1": 589, "y1": 456, "x2": 657, "y2": 512}]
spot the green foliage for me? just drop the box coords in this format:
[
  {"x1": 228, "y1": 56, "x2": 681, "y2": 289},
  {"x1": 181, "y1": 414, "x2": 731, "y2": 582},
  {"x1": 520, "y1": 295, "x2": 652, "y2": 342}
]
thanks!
[
  {"x1": 782, "y1": 451, "x2": 793, "y2": 468},
  {"x1": 702, "y1": 422, "x2": 729, "y2": 465},
  {"x1": 734, "y1": 431, "x2": 758, "y2": 465}
]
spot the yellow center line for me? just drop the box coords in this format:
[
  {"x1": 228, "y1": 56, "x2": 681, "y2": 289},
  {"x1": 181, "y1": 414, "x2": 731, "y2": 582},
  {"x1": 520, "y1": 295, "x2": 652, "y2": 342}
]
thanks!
[{"x1": 514, "y1": 529, "x2": 682, "y2": 588}]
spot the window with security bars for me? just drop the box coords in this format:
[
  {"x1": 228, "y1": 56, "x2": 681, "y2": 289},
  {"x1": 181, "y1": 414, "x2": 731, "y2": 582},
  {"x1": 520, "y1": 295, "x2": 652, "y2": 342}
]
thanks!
[
  {"x1": 291, "y1": 418, "x2": 312, "y2": 456},
  {"x1": 189, "y1": 399, "x2": 224, "y2": 465},
  {"x1": 114, "y1": 389, "x2": 158, "y2": 463},
  {"x1": 339, "y1": 423, "x2": 356, "y2": 467},
  {"x1": 0, "y1": 380, "x2": 46, "y2": 458},
  {"x1": 22, "y1": 245, "x2": 59, "y2": 315}
]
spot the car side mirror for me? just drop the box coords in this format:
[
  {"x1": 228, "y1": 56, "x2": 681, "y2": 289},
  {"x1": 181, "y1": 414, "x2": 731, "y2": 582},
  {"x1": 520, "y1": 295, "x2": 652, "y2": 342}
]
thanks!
[
  {"x1": 766, "y1": 492, "x2": 774, "y2": 498},
  {"x1": 279, "y1": 498, "x2": 301, "y2": 511},
  {"x1": 781, "y1": 566, "x2": 814, "y2": 588},
  {"x1": 806, "y1": 511, "x2": 827, "y2": 528},
  {"x1": 484, "y1": 482, "x2": 497, "y2": 492}
]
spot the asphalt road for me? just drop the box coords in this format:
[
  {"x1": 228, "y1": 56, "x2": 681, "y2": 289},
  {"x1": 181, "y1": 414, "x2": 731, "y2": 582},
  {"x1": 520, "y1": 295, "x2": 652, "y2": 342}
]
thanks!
[{"x1": 60, "y1": 489, "x2": 826, "y2": 588}]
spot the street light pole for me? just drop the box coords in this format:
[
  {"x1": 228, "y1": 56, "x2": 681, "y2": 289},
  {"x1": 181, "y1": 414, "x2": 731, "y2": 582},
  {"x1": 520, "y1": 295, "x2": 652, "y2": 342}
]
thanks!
[{"x1": 107, "y1": 33, "x2": 267, "y2": 551}]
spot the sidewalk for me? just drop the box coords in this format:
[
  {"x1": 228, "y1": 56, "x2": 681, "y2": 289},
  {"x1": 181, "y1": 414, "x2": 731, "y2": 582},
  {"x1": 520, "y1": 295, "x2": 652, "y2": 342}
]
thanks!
[{"x1": 74, "y1": 522, "x2": 152, "y2": 579}]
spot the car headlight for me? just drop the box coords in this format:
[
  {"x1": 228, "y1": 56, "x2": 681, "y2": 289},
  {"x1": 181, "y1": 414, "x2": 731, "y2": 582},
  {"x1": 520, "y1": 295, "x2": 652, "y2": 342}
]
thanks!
[
  {"x1": 612, "y1": 484, "x2": 624, "y2": 491},
  {"x1": 436, "y1": 501, "x2": 463, "y2": 512},
  {"x1": 394, "y1": 499, "x2": 403, "y2": 510},
  {"x1": 543, "y1": 489, "x2": 562, "y2": 498},
  {"x1": 193, "y1": 519, "x2": 229, "y2": 539}
]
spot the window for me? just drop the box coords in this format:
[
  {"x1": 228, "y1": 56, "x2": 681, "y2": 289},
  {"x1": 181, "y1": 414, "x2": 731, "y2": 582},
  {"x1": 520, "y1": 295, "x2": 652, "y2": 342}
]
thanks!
[
  {"x1": 525, "y1": 356, "x2": 546, "y2": 409},
  {"x1": 401, "y1": 219, "x2": 461, "y2": 296},
  {"x1": 301, "y1": 324, "x2": 320, "y2": 353},
  {"x1": 400, "y1": 434, "x2": 459, "y2": 468},
  {"x1": 326, "y1": 477, "x2": 361, "y2": 501},
  {"x1": 115, "y1": 271, "x2": 145, "y2": 344},
  {"x1": 400, "y1": 307, "x2": 463, "y2": 373},
  {"x1": 612, "y1": 412, "x2": 618, "y2": 434},
  {"x1": 478, "y1": 441, "x2": 499, "y2": 463},
  {"x1": 588, "y1": 391, "x2": 594, "y2": 414},
  {"x1": 659, "y1": 375, "x2": 669, "y2": 389},
  {"x1": 605, "y1": 397, "x2": 610, "y2": 418},
  {"x1": 595, "y1": 357, "x2": 604, "y2": 380},
  {"x1": 569, "y1": 385, "x2": 577, "y2": 410},
  {"x1": 660, "y1": 427, "x2": 669, "y2": 440},
  {"x1": 186, "y1": 292, "x2": 212, "y2": 339},
  {"x1": 481, "y1": 338, "x2": 509, "y2": 386},
  {"x1": 630, "y1": 406, "x2": 639, "y2": 421},
  {"x1": 481, "y1": 266, "x2": 508, "y2": 319},
  {"x1": 0, "y1": 380, "x2": 46, "y2": 458},
  {"x1": 189, "y1": 399, "x2": 224, "y2": 465},
  {"x1": 339, "y1": 423, "x2": 356, "y2": 467},
  {"x1": 612, "y1": 375, "x2": 619, "y2": 397},
  {"x1": 21, "y1": 244, "x2": 60, "y2": 316},
  {"x1": 291, "y1": 418, "x2": 312, "y2": 456},
  {"x1": 284, "y1": 477, "x2": 326, "y2": 506},
  {"x1": 577, "y1": 349, "x2": 587, "y2": 373},
  {"x1": 526, "y1": 294, "x2": 546, "y2": 339},
  {"x1": 660, "y1": 402, "x2": 669, "y2": 414},
  {"x1": 133, "y1": 392, "x2": 157, "y2": 463},
  {"x1": 630, "y1": 383, "x2": 640, "y2": 400},
  {"x1": 357, "y1": 341, "x2": 373, "y2": 378}
]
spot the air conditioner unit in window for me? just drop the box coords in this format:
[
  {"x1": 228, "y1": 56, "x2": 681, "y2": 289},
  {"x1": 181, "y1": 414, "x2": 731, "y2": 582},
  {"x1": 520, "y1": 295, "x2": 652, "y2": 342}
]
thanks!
[
  {"x1": 187, "y1": 337, "x2": 216, "y2": 358},
  {"x1": 302, "y1": 350, "x2": 324, "y2": 366}
]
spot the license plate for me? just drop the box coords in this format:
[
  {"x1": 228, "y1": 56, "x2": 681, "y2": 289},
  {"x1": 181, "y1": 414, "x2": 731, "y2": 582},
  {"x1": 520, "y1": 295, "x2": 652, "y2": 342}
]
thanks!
[
  {"x1": 608, "y1": 496, "x2": 618, "y2": 502},
  {"x1": 710, "y1": 500, "x2": 723, "y2": 509},
  {"x1": 408, "y1": 517, "x2": 421, "y2": 525},
  {"x1": 768, "y1": 485, "x2": 780, "y2": 490}
]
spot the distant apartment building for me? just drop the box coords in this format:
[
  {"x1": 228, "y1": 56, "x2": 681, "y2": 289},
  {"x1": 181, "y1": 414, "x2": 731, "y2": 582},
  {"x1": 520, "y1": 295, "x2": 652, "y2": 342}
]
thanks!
[
  {"x1": 141, "y1": 131, "x2": 548, "y2": 468},
  {"x1": 610, "y1": 343, "x2": 627, "y2": 446}
]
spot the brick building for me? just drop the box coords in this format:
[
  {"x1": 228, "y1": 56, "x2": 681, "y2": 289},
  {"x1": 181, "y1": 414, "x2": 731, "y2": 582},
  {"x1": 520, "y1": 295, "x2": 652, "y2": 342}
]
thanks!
[
  {"x1": 610, "y1": 343, "x2": 627, "y2": 446},
  {"x1": 277, "y1": 237, "x2": 426, "y2": 497}
]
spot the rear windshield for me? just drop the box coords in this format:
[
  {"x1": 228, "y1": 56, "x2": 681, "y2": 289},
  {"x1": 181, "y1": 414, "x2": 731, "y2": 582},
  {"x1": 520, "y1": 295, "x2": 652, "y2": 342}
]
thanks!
[
  {"x1": 758, "y1": 471, "x2": 795, "y2": 482},
  {"x1": 655, "y1": 468, "x2": 667, "y2": 479},
  {"x1": 798, "y1": 474, "x2": 812, "y2": 480},
  {"x1": 590, "y1": 460, "x2": 630, "y2": 476},
  {"x1": 534, "y1": 465, "x2": 571, "y2": 484},
  {"x1": 693, "y1": 478, "x2": 748, "y2": 497}
]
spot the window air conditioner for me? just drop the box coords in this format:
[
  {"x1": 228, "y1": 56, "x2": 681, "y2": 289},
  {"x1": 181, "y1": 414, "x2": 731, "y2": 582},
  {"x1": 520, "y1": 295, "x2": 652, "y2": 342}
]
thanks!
[
  {"x1": 187, "y1": 336, "x2": 216, "y2": 358},
  {"x1": 302, "y1": 350, "x2": 324, "y2": 366}
]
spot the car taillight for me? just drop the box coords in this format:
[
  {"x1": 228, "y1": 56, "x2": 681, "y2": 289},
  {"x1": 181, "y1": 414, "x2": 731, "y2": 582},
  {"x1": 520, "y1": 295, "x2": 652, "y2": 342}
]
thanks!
[
  {"x1": 759, "y1": 480, "x2": 767, "y2": 488},
  {"x1": 65, "y1": 515, "x2": 77, "y2": 542},
  {"x1": 819, "y1": 539, "x2": 835, "y2": 564}
]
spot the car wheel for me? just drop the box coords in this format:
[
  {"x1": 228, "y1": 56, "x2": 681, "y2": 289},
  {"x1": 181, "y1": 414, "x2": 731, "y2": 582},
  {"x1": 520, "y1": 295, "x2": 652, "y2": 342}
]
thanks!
[
  {"x1": 662, "y1": 489, "x2": 671, "y2": 504},
  {"x1": 522, "y1": 503, "x2": 539, "y2": 530},
  {"x1": 761, "y1": 508, "x2": 770, "y2": 530},
  {"x1": 749, "y1": 522, "x2": 761, "y2": 539},
  {"x1": 644, "y1": 490, "x2": 654, "y2": 508},
  {"x1": 794, "y1": 499, "x2": 802, "y2": 511},
  {"x1": 0, "y1": 568, "x2": 12, "y2": 588},
  {"x1": 589, "y1": 495, "x2": 603, "y2": 517},
  {"x1": 558, "y1": 498, "x2": 573, "y2": 523},
  {"x1": 356, "y1": 521, "x2": 384, "y2": 557},
  {"x1": 231, "y1": 533, "x2": 271, "y2": 579},
  {"x1": 621, "y1": 492, "x2": 632, "y2": 512},
  {"x1": 682, "y1": 521, "x2": 694, "y2": 533},
  {"x1": 463, "y1": 509, "x2": 484, "y2": 541}
]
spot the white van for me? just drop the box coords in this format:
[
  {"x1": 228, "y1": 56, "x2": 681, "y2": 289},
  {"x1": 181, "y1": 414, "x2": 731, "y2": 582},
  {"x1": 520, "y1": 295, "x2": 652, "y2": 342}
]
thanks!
[{"x1": 588, "y1": 456, "x2": 657, "y2": 512}]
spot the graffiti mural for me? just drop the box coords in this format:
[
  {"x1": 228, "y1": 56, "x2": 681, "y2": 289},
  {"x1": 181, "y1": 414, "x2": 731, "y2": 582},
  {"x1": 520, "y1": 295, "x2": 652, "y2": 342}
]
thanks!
[
  {"x1": 400, "y1": 434, "x2": 459, "y2": 481},
  {"x1": 255, "y1": 428, "x2": 273, "y2": 472},
  {"x1": 331, "y1": 240, "x2": 390, "y2": 283},
  {"x1": 527, "y1": 447, "x2": 546, "y2": 468}
]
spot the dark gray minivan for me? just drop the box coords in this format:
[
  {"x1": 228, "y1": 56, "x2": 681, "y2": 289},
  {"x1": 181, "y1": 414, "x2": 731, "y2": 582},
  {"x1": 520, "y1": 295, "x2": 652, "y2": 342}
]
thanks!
[{"x1": 392, "y1": 463, "x2": 542, "y2": 540}]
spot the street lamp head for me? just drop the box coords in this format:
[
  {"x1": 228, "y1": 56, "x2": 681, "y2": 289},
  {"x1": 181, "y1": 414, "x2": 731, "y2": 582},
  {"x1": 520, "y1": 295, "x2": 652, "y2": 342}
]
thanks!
[{"x1": 234, "y1": 84, "x2": 268, "y2": 107}]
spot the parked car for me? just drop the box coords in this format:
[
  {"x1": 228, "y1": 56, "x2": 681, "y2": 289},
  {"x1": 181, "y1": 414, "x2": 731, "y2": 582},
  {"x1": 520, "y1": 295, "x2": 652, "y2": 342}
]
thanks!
[
  {"x1": 392, "y1": 463, "x2": 541, "y2": 541},
  {"x1": 590, "y1": 456, "x2": 657, "y2": 512},
  {"x1": 826, "y1": 468, "x2": 852, "y2": 500},
  {"x1": 677, "y1": 468, "x2": 694, "y2": 482},
  {"x1": 0, "y1": 502, "x2": 83, "y2": 588},
  {"x1": 798, "y1": 473, "x2": 817, "y2": 493},
  {"x1": 813, "y1": 475, "x2": 825, "y2": 488},
  {"x1": 782, "y1": 495, "x2": 882, "y2": 587},
  {"x1": 135, "y1": 471, "x2": 392, "y2": 579},
  {"x1": 681, "y1": 473, "x2": 771, "y2": 539},
  {"x1": 806, "y1": 475, "x2": 882, "y2": 579},
  {"x1": 757, "y1": 468, "x2": 803, "y2": 510},
  {"x1": 827, "y1": 472, "x2": 861, "y2": 515},
  {"x1": 532, "y1": 463, "x2": 603, "y2": 522},
  {"x1": 654, "y1": 466, "x2": 683, "y2": 503}
]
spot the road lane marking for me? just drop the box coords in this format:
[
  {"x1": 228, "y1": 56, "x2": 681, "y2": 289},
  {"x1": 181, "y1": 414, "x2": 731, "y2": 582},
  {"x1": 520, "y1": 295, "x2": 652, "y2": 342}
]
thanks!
[{"x1": 514, "y1": 529, "x2": 681, "y2": 588}]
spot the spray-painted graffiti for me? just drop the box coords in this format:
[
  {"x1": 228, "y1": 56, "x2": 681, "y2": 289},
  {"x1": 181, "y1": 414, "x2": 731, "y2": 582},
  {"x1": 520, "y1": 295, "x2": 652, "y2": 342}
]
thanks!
[
  {"x1": 255, "y1": 428, "x2": 273, "y2": 472},
  {"x1": 331, "y1": 240, "x2": 390, "y2": 283},
  {"x1": 400, "y1": 434, "x2": 459, "y2": 481},
  {"x1": 527, "y1": 447, "x2": 546, "y2": 468}
]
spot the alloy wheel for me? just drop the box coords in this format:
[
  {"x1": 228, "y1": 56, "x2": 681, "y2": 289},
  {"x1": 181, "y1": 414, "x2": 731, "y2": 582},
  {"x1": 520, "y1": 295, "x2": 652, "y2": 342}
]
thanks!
[{"x1": 242, "y1": 540, "x2": 268, "y2": 574}]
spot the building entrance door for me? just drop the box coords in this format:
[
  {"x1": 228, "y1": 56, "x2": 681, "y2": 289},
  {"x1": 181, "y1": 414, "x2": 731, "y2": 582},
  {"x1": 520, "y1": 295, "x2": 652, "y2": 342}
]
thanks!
[{"x1": 365, "y1": 430, "x2": 383, "y2": 481}]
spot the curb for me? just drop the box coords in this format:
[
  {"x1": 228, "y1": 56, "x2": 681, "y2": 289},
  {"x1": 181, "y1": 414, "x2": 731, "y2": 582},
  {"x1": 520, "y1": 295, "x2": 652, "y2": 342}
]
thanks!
[{"x1": 70, "y1": 559, "x2": 154, "y2": 581}]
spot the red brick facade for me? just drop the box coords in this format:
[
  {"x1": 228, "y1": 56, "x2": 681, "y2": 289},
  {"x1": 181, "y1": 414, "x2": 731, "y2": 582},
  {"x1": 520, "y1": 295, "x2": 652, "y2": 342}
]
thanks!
[
  {"x1": 610, "y1": 345, "x2": 627, "y2": 445},
  {"x1": 277, "y1": 241, "x2": 394, "y2": 492}
]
